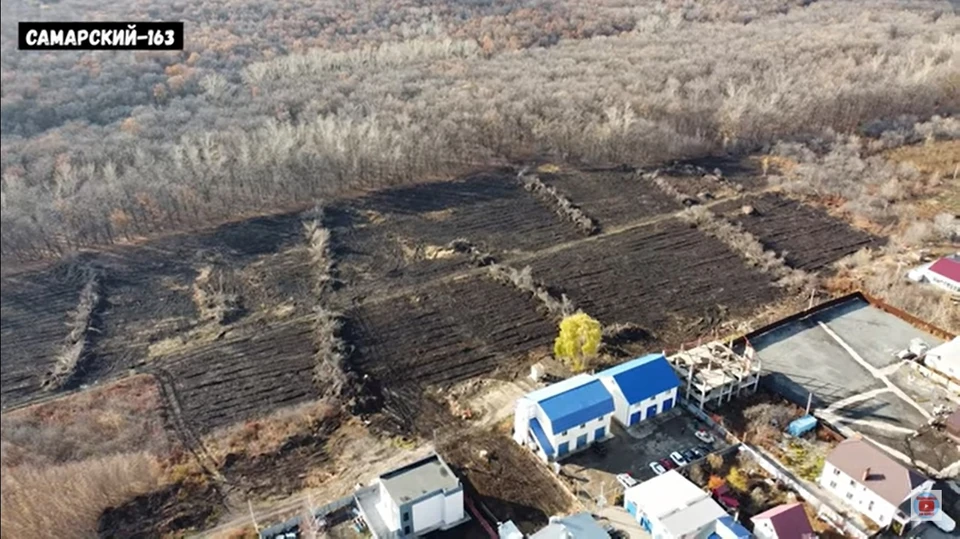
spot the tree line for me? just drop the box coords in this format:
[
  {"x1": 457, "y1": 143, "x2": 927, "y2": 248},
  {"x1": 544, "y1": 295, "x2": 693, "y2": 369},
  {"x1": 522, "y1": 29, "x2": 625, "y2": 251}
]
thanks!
[{"x1": 2, "y1": 0, "x2": 957, "y2": 261}]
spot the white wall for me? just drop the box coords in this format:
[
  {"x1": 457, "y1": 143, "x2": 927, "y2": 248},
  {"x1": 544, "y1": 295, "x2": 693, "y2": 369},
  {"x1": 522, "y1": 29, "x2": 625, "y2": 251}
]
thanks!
[
  {"x1": 752, "y1": 518, "x2": 778, "y2": 539},
  {"x1": 513, "y1": 398, "x2": 535, "y2": 446},
  {"x1": 819, "y1": 462, "x2": 897, "y2": 526},
  {"x1": 624, "y1": 387, "x2": 678, "y2": 424},
  {"x1": 599, "y1": 377, "x2": 629, "y2": 425},
  {"x1": 543, "y1": 409, "x2": 613, "y2": 456},
  {"x1": 444, "y1": 489, "x2": 464, "y2": 525},
  {"x1": 411, "y1": 492, "x2": 444, "y2": 533},
  {"x1": 378, "y1": 481, "x2": 400, "y2": 531}
]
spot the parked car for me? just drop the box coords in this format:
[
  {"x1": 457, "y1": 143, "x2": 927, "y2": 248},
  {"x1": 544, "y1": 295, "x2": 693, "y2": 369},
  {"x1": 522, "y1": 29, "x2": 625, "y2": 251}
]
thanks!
[
  {"x1": 695, "y1": 429, "x2": 715, "y2": 444},
  {"x1": 616, "y1": 473, "x2": 638, "y2": 489},
  {"x1": 659, "y1": 457, "x2": 677, "y2": 470},
  {"x1": 681, "y1": 448, "x2": 698, "y2": 462},
  {"x1": 649, "y1": 461, "x2": 667, "y2": 475},
  {"x1": 689, "y1": 446, "x2": 704, "y2": 459},
  {"x1": 712, "y1": 483, "x2": 740, "y2": 510},
  {"x1": 669, "y1": 451, "x2": 688, "y2": 467},
  {"x1": 696, "y1": 444, "x2": 711, "y2": 456}
]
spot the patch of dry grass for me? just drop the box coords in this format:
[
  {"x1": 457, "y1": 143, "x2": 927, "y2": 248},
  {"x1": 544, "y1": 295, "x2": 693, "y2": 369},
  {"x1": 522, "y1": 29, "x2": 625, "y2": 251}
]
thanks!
[
  {"x1": 1, "y1": 375, "x2": 171, "y2": 467},
  {"x1": 0, "y1": 452, "x2": 160, "y2": 539},
  {"x1": 201, "y1": 400, "x2": 338, "y2": 462}
]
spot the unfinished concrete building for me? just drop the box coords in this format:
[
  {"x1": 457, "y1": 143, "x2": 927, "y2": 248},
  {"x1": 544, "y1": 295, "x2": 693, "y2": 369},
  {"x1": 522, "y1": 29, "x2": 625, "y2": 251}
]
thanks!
[{"x1": 669, "y1": 341, "x2": 760, "y2": 410}]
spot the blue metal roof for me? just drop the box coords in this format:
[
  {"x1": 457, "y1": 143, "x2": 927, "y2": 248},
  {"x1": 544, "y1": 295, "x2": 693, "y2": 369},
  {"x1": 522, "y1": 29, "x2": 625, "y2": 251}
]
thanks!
[
  {"x1": 715, "y1": 516, "x2": 752, "y2": 539},
  {"x1": 597, "y1": 353, "x2": 680, "y2": 405},
  {"x1": 536, "y1": 378, "x2": 615, "y2": 433},
  {"x1": 529, "y1": 418, "x2": 554, "y2": 456}
]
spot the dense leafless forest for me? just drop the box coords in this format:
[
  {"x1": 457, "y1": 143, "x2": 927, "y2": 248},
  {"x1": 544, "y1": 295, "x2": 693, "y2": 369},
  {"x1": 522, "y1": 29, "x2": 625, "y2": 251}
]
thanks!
[{"x1": 1, "y1": 0, "x2": 957, "y2": 259}]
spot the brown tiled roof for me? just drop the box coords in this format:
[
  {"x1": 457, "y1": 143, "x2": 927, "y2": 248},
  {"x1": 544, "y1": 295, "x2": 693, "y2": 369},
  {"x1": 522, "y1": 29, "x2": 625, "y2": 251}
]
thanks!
[
  {"x1": 825, "y1": 438, "x2": 927, "y2": 506},
  {"x1": 946, "y1": 409, "x2": 960, "y2": 436}
]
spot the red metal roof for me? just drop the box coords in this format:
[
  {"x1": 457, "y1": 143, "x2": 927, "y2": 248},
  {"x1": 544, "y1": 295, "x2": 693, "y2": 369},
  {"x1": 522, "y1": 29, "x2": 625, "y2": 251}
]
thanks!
[
  {"x1": 752, "y1": 503, "x2": 815, "y2": 539},
  {"x1": 928, "y1": 257, "x2": 960, "y2": 283}
]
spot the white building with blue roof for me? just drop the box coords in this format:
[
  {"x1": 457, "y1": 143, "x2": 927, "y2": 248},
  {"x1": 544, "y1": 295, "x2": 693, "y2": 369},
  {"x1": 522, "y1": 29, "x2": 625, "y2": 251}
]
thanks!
[
  {"x1": 596, "y1": 353, "x2": 680, "y2": 428},
  {"x1": 513, "y1": 373, "x2": 616, "y2": 462}
]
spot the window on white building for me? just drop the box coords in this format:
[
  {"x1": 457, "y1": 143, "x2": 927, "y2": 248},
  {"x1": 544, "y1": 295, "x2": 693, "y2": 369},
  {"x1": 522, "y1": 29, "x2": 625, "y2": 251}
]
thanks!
[
  {"x1": 846, "y1": 493, "x2": 853, "y2": 500},
  {"x1": 830, "y1": 481, "x2": 837, "y2": 489},
  {"x1": 833, "y1": 468, "x2": 840, "y2": 475},
  {"x1": 849, "y1": 479, "x2": 855, "y2": 487},
  {"x1": 868, "y1": 501, "x2": 874, "y2": 511},
  {"x1": 580, "y1": 423, "x2": 586, "y2": 429}
]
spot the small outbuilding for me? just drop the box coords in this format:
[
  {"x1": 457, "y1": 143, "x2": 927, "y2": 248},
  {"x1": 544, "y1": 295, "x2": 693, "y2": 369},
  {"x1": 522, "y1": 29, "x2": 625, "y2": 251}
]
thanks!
[
  {"x1": 597, "y1": 353, "x2": 680, "y2": 427},
  {"x1": 907, "y1": 254, "x2": 960, "y2": 294},
  {"x1": 924, "y1": 337, "x2": 960, "y2": 381}
]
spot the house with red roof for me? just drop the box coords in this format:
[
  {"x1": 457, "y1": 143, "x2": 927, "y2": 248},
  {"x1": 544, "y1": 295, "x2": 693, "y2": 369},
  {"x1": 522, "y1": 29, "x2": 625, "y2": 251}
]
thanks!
[
  {"x1": 908, "y1": 254, "x2": 960, "y2": 294},
  {"x1": 751, "y1": 503, "x2": 815, "y2": 539}
]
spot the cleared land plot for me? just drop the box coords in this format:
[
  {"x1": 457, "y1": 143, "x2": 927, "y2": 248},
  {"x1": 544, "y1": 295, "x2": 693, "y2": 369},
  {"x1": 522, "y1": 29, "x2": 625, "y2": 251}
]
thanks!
[
  {"x1": 538, "y1": 170, "x2": 681, "y2": 228},
  {"x1": 164, "y1": 318, "x2": 320, "y2": 434},
  {"x1": 347, "y1": 275, "x2": 555, "y2": 387},
  {"x1": 527, "y1": 218, "x2": 783, "y2": 341},
  {"x1": 751, "y1": 297, "x2": 956, "y2": 470},
  {"x1": 0, "y1": 263, "x2": 89, "y2": 408},
  {"x1": 714, "y1": 193, "x2": 882, "y2": 271}
]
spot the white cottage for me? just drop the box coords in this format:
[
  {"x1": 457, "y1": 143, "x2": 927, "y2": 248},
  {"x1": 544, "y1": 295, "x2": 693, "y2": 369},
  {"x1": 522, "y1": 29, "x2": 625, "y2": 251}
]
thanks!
[
  {"x1": 356, "y1": 453, "x2": 467, "y2": 538},
  {"x1": 597, "y1": 353, "x2": 680, "y2": 427},
  {"x1": 513, "y1": 374, "x2": 616, "y2": 461}
]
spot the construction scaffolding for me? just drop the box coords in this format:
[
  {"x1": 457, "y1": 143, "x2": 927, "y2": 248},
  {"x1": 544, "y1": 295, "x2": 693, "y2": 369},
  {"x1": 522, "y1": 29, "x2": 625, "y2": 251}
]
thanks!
[{"x1": 669, "y1": 340, "x2": 761, "y2": 410}]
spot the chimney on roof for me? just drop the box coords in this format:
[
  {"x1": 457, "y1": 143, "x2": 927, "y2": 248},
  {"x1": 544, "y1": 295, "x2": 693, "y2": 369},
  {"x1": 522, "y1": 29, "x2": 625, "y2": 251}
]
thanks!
[{"x1": 862, "y1": 467, "x2": 871, "y2": 481}]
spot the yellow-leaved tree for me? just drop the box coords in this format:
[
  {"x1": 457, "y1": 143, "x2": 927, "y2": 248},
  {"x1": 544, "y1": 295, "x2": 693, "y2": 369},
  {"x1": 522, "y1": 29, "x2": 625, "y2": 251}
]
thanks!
[{"x1": 553, "y1": 312, "x2": 602, "y2": 372}]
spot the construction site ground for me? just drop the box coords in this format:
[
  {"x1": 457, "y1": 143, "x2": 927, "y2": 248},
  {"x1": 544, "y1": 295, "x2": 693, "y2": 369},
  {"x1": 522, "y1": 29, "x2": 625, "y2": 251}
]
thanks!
[{"x1": 749, "y1": 296, "x2": 959, "y2": 473}]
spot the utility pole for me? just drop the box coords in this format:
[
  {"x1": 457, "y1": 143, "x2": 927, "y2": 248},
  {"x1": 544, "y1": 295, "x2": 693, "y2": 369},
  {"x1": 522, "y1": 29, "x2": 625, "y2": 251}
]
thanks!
[{"x1": 248, "y1": 499, "x2": 261, "y2": 538}]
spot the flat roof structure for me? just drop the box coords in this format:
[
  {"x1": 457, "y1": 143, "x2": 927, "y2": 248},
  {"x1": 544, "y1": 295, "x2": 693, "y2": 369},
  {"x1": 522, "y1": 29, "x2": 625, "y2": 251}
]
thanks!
[
  {"x1": 624, "y1": 470, "x2": 727, "y2": 537},
  {"x1": 748, "y1": 295, "x2": 958, "y2": 473},
  {"x1": 379, "y1": 454, "x2": 460, "y2": 504}
]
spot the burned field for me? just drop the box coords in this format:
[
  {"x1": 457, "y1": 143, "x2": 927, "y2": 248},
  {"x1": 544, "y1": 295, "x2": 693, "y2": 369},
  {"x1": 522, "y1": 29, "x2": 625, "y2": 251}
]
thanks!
[
  {"x1": 1, "y1": 263, "x2": 91, "y2": 408},
  {"x1": 346, "y1": 274, "x2": 556, "y2": 388},
  {"x1": 713, "y1": 193, "x2": 882, "y2": 271},
  {"x1": 527, "y1": 218, "x2": 784, "y2": 343},
  {"x1": 163, "y1": 318, "x2": 320, "y2": 434},
  {"x1": 537, "y1": 169, "x2": 681, "y2": 228},
  {"x1": 1, "y1": 159, "x2": 864, "y2": 537}
]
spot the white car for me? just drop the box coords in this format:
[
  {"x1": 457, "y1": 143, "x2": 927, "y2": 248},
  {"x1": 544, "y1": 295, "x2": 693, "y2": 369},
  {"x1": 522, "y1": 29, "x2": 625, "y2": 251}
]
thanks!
[
  {"x1": 616, "y1": 473, "x2": 638, "y2": 489},
  {"x1": 648, "y1": 461, "x2": 666, "y2": 476},
  {"x1": 669, "y1": 451, "x2": 688, "y2": 467},
  {"x1": 694, "y1": 429, "x2": 715, "y2": 444}
]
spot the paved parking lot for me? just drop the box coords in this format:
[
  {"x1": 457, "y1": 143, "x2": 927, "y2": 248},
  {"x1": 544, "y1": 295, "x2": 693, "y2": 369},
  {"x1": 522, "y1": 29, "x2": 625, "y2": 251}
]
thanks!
[{"x1": 558, "y1": 407, "x2": 728, "y2": 508}]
